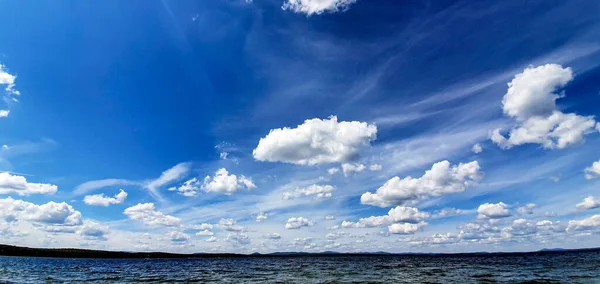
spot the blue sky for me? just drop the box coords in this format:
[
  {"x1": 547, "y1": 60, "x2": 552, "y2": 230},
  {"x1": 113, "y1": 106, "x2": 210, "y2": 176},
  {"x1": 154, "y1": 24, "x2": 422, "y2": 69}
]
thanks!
[{"x1": 0, "y1": 0, "x2": 600, "y2": 253}]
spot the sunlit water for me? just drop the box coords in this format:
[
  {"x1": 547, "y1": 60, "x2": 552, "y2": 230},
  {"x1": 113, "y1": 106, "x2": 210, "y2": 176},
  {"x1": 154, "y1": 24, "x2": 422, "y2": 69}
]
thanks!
[{"x1": 1, "y1": 251, "x2": 600, "y2": 283}]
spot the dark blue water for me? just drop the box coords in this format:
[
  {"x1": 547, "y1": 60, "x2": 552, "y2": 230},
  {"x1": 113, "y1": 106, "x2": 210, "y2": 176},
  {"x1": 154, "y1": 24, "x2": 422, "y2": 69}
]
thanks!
[{"x1": 1, "y1": 251, "x2": 600, "y2": 283}]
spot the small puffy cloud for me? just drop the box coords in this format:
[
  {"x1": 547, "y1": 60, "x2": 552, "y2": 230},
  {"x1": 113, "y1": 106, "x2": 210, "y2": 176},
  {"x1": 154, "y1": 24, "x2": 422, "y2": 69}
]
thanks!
[
  {"x1": 388, "y1": 222, "x2": 426, "y2": 235},
  {"x1": 477, "y1": 202, "x2": 511, "y2": 219},
  {"x1": 283, "y1": 184, "x2": 335, "y2": 200},
  {"x1": 205, "y1": 236, "x2": 218, "y2": 242},
  {"x1": 219, "y1": 152, "x2": 229, "y2": 160},
  {"x1": 0, "y1": 197, "x2": 83, "y2": 231},
  {"x1": 327, "y1": 167, "x2": 339, "y2": 175},
  {"x1": 576, "y1": 196, "x2": 600, "y2": 210},
  {"x1": 123, "y1": 203, "x2": 181, "y2": 227},
  {"x1": 341, "y1": 163, "x2": 366, "y2": 176},
  {"x1": 584, "y1": 160, "x2": 600, "y2": 180},
  {"x1": 342, "y1": 206, "x2": 430, "y2": 229},
  {"x1": 201, "y1": 168, "x2": 255, "y2": 195},
  {"x1": 471, "y1": 143, "x2": 483, "y2": 154},
  {"x1": 145, "y1": 162, "x2": 191, "y2": 197},
  {"x1": 567, "y1": 214, "x2": 600, "y2": 231},
  {"x1": 195, "y1": 229, "x2": 214, "y2": 236},
  {"x1": 361, "y1": 160, "x2": 482, "y2": 207},
  {"x1": 256, "y1": 212, "x2": 268, "y2": 222},
  {"x1": 285, "y1": 217, "x2": 314, "y2": 229},
  {"x1": 325, "y1": 215, "x2": 335, "y2": 220},
  {"x1": 265, "y1": 233, "x2": 281, "y2": 240},
  {"x1": 253, "y1": 116, "x2": 377, "y2": 166},
  {"x1": 369, "y1": 164, "x2": 382, "y2": 171},
  {"x1": 169, "y1": 231, "x2": 190, "y2": 244},
  {"x1": 492, "y1": 64, "x2": 598, "y2": 150},
  {"x1": 189, "y1": 223, "x2": 213, "y2": 230},
  {"x1": 0, "y1": 63, "x2": 20, "y2": 96},
  {"x1": 172, "y1": 168, "x2": 255, "y2": 196},
  {"x1": 0, "y1": 172, "x2": 58, "y2": 196},
  {"x1": 83, "y1": 189, "x2": 127, "y2": 207},
  {"x1": 0, "y1": 110, "x2": 9, "y2": 118},
  {"x1": 282, "y1": 0, "x2": 358, "y2": 15},
  {"x1": 218, "y1": 218, "x2": 244, "y2": 232},
  {"x1": 516, "y1": 203, "x2": 537, "y2": 215},
  {"x1": 226, "y1": 232, "x2": 250, "y2": 245}
]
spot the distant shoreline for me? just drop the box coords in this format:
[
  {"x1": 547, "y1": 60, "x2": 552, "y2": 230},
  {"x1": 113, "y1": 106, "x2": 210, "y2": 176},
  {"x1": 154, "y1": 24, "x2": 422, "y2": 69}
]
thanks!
[{"x1": 1, "y1": 244, "x2": 599, "y2": 259}]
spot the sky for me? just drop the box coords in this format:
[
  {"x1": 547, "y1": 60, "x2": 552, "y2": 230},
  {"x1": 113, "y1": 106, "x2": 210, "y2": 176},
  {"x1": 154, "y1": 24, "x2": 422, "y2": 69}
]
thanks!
[{"x1": 0, "y1": 0, "x2": 600, "y2": 254}]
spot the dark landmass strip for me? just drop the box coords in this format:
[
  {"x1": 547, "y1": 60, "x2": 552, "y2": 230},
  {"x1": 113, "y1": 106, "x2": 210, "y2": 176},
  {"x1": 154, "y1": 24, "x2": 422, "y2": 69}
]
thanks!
[{"x1": 1, "y1": 244, "x2": 599, "y2": 259}]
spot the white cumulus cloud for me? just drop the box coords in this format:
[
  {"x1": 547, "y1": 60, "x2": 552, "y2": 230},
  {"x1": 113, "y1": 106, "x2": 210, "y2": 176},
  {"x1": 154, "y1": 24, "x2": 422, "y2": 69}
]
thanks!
[
  {"x1": 567, "y1": 214, "x2": 600, "y2": 231},
  {"x1": 576, "y1": 196, "x2": 600, "y2": 210},
  {"x1": 341, "y1": 163, "x2": 366, "y2": 176},
  {"x1": 388, "y1": 222, "x2": 426, "y2": 235},
  {"x1": 0, "y1": 197, "x2": 83, "y2": 231},
  {"x1": 477, "y1": 202, "x2": 511, "y2": 219},
  {"x1": 123, "y1": 203, "x2": 181, "y2": 227},
  {"x1": 256, "y1": 212, "x2": 268, "y2": 222},
  {"x1": 253, "y1": 116, "x2": 377, "y2": 166},
  {"x1": 492, "y1": 64, "x2": 598, "y2": 150},
  {"x1": 201, "y1": 168, "x2": 255, "y2": 195},
  {"x1": 516, "y1": 203, "x2": 537, "y2": 215},
  {"x1": 342, "y1": 206, "x2": 430, "y2": 228},
  {"x1": 282, "y1": 0, "x2": 358, "y2": 16},
  {"x1": 172, "y1": 168, "x2": 255, "y2": 196},
  {"x1": 472, "y1": 143, "x2": 483, "y2": 154},
  {"x1": 83, "y1": 189, "x2": 127, "y2": 207},
  {"x1": 0, "y1": 172, "x2": 58, "y2": 196},
  {"x1": 361, "y1": 160, "x2": 482, "y2": 207},
  {"x1": 285, "y1": 217, "x2": 314, "y2": 229},
  {"x1": 584, "y1": 160, "x2": 600, "y2": 180}
]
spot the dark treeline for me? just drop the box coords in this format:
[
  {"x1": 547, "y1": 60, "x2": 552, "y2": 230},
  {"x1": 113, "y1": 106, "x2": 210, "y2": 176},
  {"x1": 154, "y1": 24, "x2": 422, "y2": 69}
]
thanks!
[{"x1": 1, "y1": 244, "x2": 599, "y2": 259}]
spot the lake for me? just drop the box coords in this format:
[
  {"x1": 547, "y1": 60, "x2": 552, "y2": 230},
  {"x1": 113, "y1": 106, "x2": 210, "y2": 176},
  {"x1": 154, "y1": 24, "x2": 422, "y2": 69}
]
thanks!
[{"x1": 1, "y1": 251, "x2": 600, "y2": 283}]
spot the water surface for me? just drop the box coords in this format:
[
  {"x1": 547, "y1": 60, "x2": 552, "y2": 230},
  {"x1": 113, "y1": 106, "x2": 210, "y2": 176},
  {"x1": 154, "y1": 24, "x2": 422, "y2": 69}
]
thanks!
[{"x1": 1, "y1": 251, "x2": 599, "y2": 283}]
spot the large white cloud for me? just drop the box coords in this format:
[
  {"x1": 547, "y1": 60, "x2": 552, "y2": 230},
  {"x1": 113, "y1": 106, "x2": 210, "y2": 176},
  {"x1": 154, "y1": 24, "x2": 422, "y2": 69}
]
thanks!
[
  {"x1": 361, "y1": 160, "x2": 482, "y2": 207},
  {"x1": 576, "y1": 196, "x2": 600, "y2": 210},
  {"x1": 282, "y1": 184, "x2": 335, "y2": 200},
  {"x1": 492, "y1": 64, "x2": 598, "y2": 149},
  {"x1": 342, "y1": 206, "x2": 430, "y2": 228},
  {"x1": 123, "y1": 203, "x2": 181, "y2": 227},
  {"x1": 285, "y1": 217, "x2": 314, "y2": 229},
  {"x1": 567, "y1": 214, "x2": 600, "y2": 231},
  {"x1": 477, "y1": 202, "x2": 511, "y2": 219},
  {"x1": 253, "y1": 116, "x2": 377, "y2": 166},
  {"x1": 83, "y1": 189, "x2": 127, "y2": 206},
  {"x1": 584, "y1": 160, "x2": 600, "y2": 180},
  {"x1": 0, "y1": 172, "x2": 58, "y2": 196},
  {"x1": 0, "y1": 197, "x2": 82, "y2": 231},
  {"x1": 281, "y1": 0, "x2": 358, "y2": 15}
]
